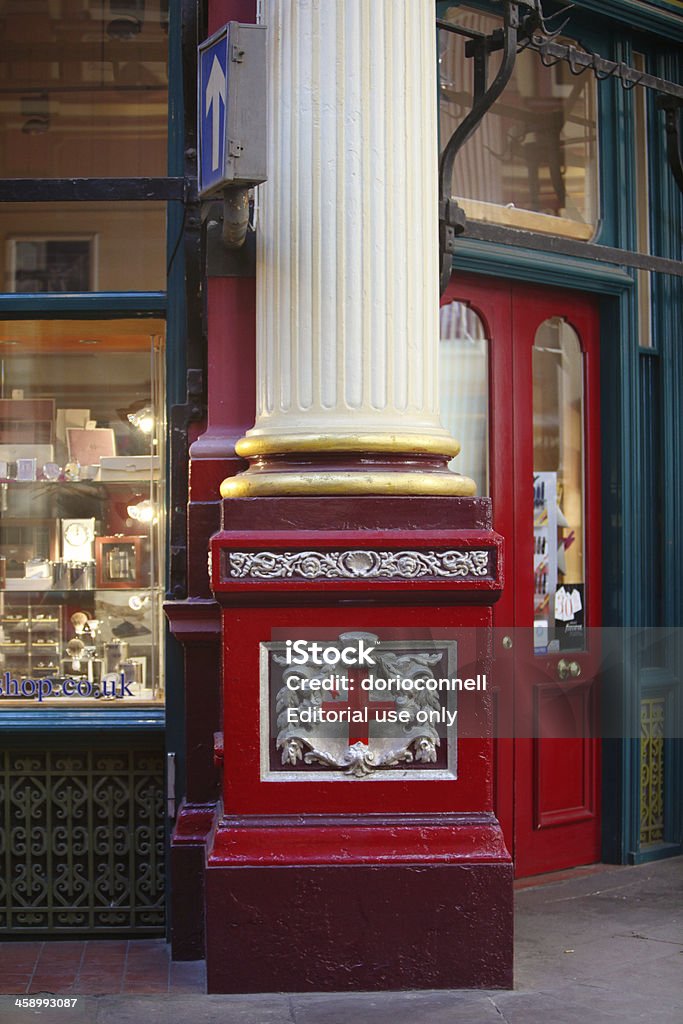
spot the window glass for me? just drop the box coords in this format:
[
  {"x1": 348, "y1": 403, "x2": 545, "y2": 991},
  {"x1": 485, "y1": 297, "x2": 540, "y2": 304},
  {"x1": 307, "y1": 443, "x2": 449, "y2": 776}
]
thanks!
[
  {"x1": 0, "y1": 0, "x2": 168, "y2": 178},
  {"x1": 1, "y1": 203, "x2": 166, "y2": 292},
  {"x1": 0, "y1": 318, "x2": 165, "y2": 706},
  {"x1": 533, "y1": 317, "x2": 585, "y2": 654},
  {"x1": 439, "y1": 4, "x2": 599, "y2": 239},
  {"x1": 439, "y1": 300, "x2": 489, "y2": 495}
]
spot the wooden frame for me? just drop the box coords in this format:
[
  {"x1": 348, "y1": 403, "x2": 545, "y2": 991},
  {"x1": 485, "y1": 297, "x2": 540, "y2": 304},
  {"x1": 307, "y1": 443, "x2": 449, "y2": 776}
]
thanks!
[
  {"x1": 95, "y1": 536, "x2": 143, "y2": 589},
  {"x1": 67, "y1": 427, "x2": 116, "y2": 465},
  {"x1": 7, "y1": 235, "x2": 96, "y2": 292}
]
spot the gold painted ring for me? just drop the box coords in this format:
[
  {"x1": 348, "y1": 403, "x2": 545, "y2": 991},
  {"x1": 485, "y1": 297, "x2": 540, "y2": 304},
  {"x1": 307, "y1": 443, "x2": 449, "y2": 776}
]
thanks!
[
  {"x1": 235, "y1": 432, "x2": 461, "y2": 459},
  {"x1": 220, "y1": 470, "x2": 476, "y2": 498}
]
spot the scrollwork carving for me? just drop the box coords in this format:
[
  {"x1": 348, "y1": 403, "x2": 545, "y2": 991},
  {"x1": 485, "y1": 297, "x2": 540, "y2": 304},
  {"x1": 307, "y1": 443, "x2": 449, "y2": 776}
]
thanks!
[{"x1": 227, "y1": 547, "x2": 490, "y2": 581}]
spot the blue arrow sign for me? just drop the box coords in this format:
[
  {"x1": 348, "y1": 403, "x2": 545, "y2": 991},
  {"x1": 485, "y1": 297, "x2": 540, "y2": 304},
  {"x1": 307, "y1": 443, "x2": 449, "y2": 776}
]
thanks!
[{"x1": 198, "y1": 31, "x2": 229, "y2": 196}]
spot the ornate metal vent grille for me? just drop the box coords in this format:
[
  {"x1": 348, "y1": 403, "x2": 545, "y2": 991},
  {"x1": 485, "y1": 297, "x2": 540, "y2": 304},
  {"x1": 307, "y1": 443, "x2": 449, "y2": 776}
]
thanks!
[
  {"x1": 0, "y1": 744, "x2": 165, "y2": 935},
  {"x1": 640, "y1": 697, "x2": 665, "y2": 846}
]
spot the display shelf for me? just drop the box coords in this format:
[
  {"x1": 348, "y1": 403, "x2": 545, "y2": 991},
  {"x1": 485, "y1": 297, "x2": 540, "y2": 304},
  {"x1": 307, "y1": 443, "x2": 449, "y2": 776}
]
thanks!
[
  {"x1": 2, "y1": 587, "x2": 157, "y2": 595},
  {"x1": 0, "y1": 476, "x2": 160, "y2": 486},
  {"x1": 0, "y1": 599, "x2": 62, "y2": 681}
]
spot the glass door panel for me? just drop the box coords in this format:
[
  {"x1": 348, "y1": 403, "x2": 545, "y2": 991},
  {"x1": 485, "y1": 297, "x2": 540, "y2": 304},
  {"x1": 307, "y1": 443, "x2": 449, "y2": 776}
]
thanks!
[{"x1": 532, "y1": 317, "x2": 585, "y2": 654}]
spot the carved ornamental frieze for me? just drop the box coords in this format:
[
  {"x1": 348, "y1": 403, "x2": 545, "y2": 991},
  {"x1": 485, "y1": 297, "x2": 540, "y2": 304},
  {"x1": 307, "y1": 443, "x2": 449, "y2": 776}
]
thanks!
[{"x1": 225, "y1": 547, "x2": 491, "y2": 582}]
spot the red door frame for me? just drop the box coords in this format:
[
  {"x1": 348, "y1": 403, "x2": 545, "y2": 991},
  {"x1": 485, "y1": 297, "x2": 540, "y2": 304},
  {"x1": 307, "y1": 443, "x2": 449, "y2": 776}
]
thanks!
[{"x1": 441, "y1": 273, "x2": 602, "y2": 876}]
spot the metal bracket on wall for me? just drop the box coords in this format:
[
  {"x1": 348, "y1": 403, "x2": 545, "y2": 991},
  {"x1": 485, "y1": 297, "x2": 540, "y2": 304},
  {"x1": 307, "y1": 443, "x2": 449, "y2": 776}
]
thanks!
[
  {"x1": 438, "y1": 0, "x2": 683, "y2": 289},
  {"x1": 437, "y1": 2, "x2": 551, "y2": 294},
  {"x1": 168, "y1": 368, "x2": 204, "y2": 601},
  {"x1": 204, "y1": 200, "x2": 256, "y2": 277}
]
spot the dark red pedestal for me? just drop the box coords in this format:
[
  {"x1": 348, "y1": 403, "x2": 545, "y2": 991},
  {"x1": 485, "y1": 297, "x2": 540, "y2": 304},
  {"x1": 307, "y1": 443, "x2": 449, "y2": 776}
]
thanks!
[
  {"x1": 205, "y1": 496, "x2": 512, "y2": 992},
  {"x1": 164, "y1": 601, "x2": 222, "y2": 960}
]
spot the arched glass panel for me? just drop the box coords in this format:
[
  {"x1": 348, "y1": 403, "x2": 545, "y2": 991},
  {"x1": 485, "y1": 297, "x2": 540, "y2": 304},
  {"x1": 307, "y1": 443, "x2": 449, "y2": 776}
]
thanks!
[
  {"x1": 439, "y1": 300, "x2": 489, "y2": 495},
  {"x1": 533, "y1": 317, "x2": 585, "y2": 654}
]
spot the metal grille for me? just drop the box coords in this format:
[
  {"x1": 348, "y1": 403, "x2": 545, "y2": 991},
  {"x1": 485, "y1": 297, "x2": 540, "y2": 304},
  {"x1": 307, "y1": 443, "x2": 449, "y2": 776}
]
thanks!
[
  {"x1": 0, "y1": 744, "x2": 165, "y2": 935},
  {"x1": 640, "y1": 698, "x2": 666, "y2": 846}
]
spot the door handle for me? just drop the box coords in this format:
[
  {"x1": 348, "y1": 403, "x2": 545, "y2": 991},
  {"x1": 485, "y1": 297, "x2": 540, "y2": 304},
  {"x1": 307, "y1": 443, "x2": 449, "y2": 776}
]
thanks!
[{"x1": 558, "y1": 659, "x2": 582, "y2": 680}]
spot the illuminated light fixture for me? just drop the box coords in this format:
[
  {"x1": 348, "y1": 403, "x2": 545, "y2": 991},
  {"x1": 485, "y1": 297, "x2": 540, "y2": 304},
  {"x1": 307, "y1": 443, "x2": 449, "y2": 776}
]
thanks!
[
  {"x1": 128, "y1": 593, "x2": 150, "y2": 611},
  {"x1": 127, "y1": 406, "x2": 155, "y2": 434},
  {"x1": 127, "y1": 499, "x2": 158, "y2": 524}
]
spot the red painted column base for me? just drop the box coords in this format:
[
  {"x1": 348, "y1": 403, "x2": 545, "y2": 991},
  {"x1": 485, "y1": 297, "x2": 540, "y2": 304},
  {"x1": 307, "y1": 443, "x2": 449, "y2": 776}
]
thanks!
[
  {"x1": 205, "y1": 814, "x2": 512, "y2": 992},
  {"x1": 169, "y1": 802, "x2": 220, "y2": 961},
  {"x1": 204, "y1": 496, "x2": 512, "y2": 991}
]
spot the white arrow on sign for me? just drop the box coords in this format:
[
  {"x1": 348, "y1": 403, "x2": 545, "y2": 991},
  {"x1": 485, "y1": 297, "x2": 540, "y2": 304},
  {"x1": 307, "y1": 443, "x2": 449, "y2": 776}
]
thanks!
[{"x1": 205, "y1": 54, "x2": 226, "y2": 172}]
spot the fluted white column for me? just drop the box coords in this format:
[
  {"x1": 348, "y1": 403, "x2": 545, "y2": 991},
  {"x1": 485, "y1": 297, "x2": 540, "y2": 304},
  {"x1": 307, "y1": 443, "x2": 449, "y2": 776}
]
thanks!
[{"x1": 223, "y1": 0, "x2": 474, "y2": 496}]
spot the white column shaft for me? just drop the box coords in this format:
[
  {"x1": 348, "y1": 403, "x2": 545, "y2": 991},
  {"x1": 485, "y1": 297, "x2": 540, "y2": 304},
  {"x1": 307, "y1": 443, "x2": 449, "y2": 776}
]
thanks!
[{"x1": 249, "y1": 0, "x2": 452, "y2": 445}]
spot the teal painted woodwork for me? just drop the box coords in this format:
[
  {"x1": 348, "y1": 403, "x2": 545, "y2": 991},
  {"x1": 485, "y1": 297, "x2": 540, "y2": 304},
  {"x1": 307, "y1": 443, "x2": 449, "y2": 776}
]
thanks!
[
  {"x1": 0, "y1": 293, "x2": 166, "y2": 315},
  {"x1": 0, "y1": 710, "x2": 165, "y2": 732},
  {"x1": 452, "y1": 238, "x2": 634, "y2": 293},
  {"x1": 572, "y1": 1, "x2": 683, "y2": 41}
]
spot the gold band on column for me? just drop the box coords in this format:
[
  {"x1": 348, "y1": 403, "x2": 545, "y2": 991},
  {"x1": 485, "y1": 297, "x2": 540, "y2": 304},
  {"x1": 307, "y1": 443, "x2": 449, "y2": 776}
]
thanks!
[
  {"x1": 222, "y1": 430, "x2": 476, "y2": 498},
  {"x1": 221, "y1": 470, "x2": 477, "y2": 498},
  {"x1": 234, "y1": 432, "x2": 461, "y2": 459}
]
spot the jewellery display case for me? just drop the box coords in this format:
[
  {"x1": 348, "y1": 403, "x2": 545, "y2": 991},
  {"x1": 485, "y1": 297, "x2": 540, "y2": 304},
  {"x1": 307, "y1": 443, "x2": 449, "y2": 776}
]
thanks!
[{"x1": 0, "y1": 319, "x2": 165, "y2": 706}]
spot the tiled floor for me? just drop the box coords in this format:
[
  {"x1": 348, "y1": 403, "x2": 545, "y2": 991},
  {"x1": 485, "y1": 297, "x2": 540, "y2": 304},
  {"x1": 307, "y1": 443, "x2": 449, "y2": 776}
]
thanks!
[{"x1": 0, "y1": 940, "x2": 206, "y2": 996}]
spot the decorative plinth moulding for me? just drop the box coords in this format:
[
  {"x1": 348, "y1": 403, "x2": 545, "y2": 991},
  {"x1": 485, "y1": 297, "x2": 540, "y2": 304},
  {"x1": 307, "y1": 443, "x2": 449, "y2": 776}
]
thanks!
[{"x1": 222, "y1": 548, "x2": 492, "y2": 582}]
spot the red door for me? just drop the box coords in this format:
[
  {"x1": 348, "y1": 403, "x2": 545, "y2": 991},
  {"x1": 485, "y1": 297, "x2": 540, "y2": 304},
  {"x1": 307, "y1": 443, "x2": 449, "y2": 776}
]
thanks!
[{"x1": 440, "y1": 273, "x2": 602, "y2": 877}]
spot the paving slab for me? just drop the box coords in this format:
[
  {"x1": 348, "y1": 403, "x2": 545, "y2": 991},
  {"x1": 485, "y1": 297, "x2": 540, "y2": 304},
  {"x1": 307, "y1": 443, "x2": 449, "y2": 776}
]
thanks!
[
  {"x1": 289, "y1": 990, "x2": 503, "y2": 1024},
  {"x1": 93, "y1": 994, "x2": 295, "y2": 1024}
]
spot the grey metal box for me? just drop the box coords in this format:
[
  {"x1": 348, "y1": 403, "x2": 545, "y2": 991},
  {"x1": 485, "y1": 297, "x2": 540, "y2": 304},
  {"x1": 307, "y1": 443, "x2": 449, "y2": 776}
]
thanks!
[{"x1": 198, "y1": 22, "x2": 267, "y2": 197}]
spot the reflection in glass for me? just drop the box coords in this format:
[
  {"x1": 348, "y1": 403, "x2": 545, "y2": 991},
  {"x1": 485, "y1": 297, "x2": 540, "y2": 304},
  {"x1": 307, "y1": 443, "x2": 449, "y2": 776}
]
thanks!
[
  {"x1": 0, "y1": 319, "x2": 165, "y2": 705},
  {"x1": 533, "y1": 317, "x2": 585, "y2": 654},
  {"x1": 0, "y1": 0, "x2": 168, "y2": 178},
  {"x1": 439, "y1": 5, "x2": 598, "y2": 238},
  {"x1": 2, "y1": 203, "x2": 166, "y2": 293},
  {"x1": 439, "y1": 300, "x2": 489, "y2": 495}
]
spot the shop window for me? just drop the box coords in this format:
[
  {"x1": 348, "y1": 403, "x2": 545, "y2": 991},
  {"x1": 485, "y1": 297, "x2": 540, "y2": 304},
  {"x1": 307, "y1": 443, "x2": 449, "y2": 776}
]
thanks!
[
  {"x1": 439, "y1": 4, "x2": 599, "y2": 239},
  {"x1": 0, "y1": 318, "x2": 165, "y2": 706},
  {"x1": 0, "y1": 0, "x2": 168, "y2": 179}
]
